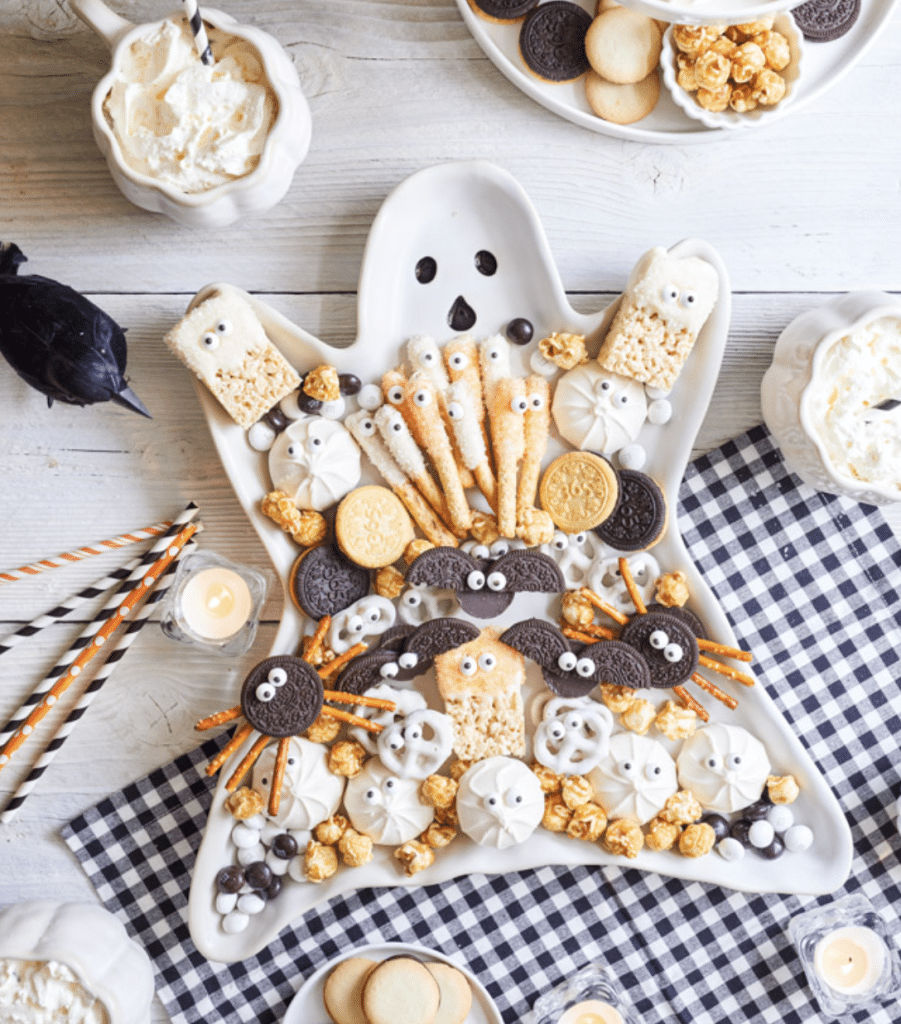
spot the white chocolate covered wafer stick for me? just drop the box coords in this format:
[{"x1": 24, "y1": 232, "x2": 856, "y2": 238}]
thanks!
[
  {"x1": 407, "y1": 335, "x2": 474, "y2": 490},
  {"x1": 447, "y1": 379, "x2": 497, "y2": 510},
  {"x1": 445, "y1": 334, "x2": 493, "y2": 473},
  {"x1": 345, "y1": 411, "x2": 458, "y2": 547},
  {"x1": 489, "y1": 378, "x2": 527, "y2": 538},
  {"x1": 402, "y1": 372, "x2": 472, "y2": 535},
  {"x1": 479, "y1": 334, "x2": 513, "y2": 408},
  {"x1": 517, "y1": 375, "x2": 551, "y2": 519}
]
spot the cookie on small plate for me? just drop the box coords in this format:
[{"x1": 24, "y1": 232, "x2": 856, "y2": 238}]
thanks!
[
  {"x1": 585, "y1": 68, "x2": 660, "y2": 124},
  {"x1": 362, "y1": 957, "x2": 441, "y2": 1024},
  {"x1": 424, "y1": 962, "x2": 473, "y2": 1024},
  {"x1": 323, "y1": 957, "x2": 377, "y2": 1024},
  {"x1": 585, "y1": 8, "x2": 662, "y2": 85}
]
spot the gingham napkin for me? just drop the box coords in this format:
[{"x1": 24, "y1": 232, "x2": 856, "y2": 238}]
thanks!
[{"x1": 63, "y1": 425, "x2": 901, "y2": 1024}]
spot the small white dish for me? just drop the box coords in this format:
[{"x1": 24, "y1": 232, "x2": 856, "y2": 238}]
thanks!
[
  {"x1": 661, "y1": 13, "x2": 804, "y2": 131},
  {"x1": 282, "y1": 942, "x2": 503, "y2": 1024},
  {"x1": 761, "y1": 291, "x2": 901, "y2": 504},
  {"x1": 70, "y1": 0, "x2": 311, "y2": 229}
]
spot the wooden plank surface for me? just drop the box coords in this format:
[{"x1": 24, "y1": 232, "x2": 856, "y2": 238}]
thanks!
[{"x1": 1, "y1": 0, "x2": 900, "y2": 1020}]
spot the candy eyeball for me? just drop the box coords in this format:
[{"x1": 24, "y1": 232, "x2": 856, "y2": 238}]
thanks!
[
  {"x1": 649, "y1": 629, "x2": 669, "y2": 650},
  {"x1": 663, "y1": 643, "x2": 684, "y2": 663},
  {"x1": 478, "y1": 653, "x2": 497, "y2": 671},
  {"x1": 256, "y1": 682, "x2": 276, "y2": 703},
  {"x1": 215, "y1": 319, "x2": 232, "y2": 336},
  {"x1": 511, "y1": 395, "x2": 528, "y2": 414},
  {"x1": 347, "y1": 616, "x2": 365, "y2": 635},
  {"x1": 705, "y1": 754, "x2": 724, "y2": 771},
  {"x1": 398, "y1": 652, "x2": 418, "y2": 670},
  {"x1": 573, "y1": 532, "x2": 587, "y2": 546},
  {"x1": 726, "y1": 753, "x2": 744, "y2": 770},
  {"x1": 418, "y1": 350, "x2": 436, "y2": 367},
  {"x1": 558, "y1": 651, "x2": 577, "y2": 672},
  {"x1": 358, "y1": 418, "x2": 376, "y2": 436},
  {"x1": 201, "y1": 332, "x2": 220, "y2": 350},
  {"x1": 402, "y1": 589, "x2": 422, "y2": 608},
  {"x1": 663, "y1": 284, "x2": 680, "y2": 303},
  {"x1": 268, "y1": 668, "x2": 288, "y2": 687},
  {"x1": 505, "y1": 789, "x2": 525, "y2": 807},
  {"x1": 406, "y1": 725, "x2": 423, "y2": 742},
  {"x1": 387, "y1": 733, "x2": 405, "y2": 752},
  {"x1": 529, "y1": 392, "x2": 545, "y2": 411},
  {"x1": 365, "y1": 606, "x2": 382, "y2": 624},
  {"x1": 466, "y1": 570, "x2": 485, "y2": 591},
  {"x1": 364, "y1": 787, "x2": 382, "y2": 806},
  {"x1": 472, "y1": 545, "x2": 491, "y2": 560},
  {"x1": 390, "y1": 418, "x2": 404, "y2": 433},
  {"x1": 682, "y1": 291, "x2": 697, "y2": 307},
  {"x1": 552, "y1": 532, "x2": 569, "y2": 552},
  {"x1": 618, "y1": 760, "x2": 636, "y2": 778},
  {"x1": 449, "y1": 352, "x2": 468, "y2": 370},
  {"x1": 613, "y1": 391, "x2": 630, "y2": 408},
  {"x1": 575, "y1": 657, "x2": 595, "y2": 678},
  {"x1": 549, "y1": 721, "x2": 566, "y2": 742},
  {"x1": 487, "y1": 346, "x2": 502, "y2": 363},
  {"x1": 379, "y1": 662, "x2": 399, "y2": 679},
  {"x1": 489, "y1": 540, "x2": 510, "y2": 558},
  {"x1": 447, "y1": 402, "x2": 464, "y2": 420},
  {"x1": 644, "y1": 763, "x2": 664, "y2": 781},
  {"x1": 460, "y1": 656, "x2": 477, "y2": 677},
  {"x1": 383, "y1": 777, "x2": 398, "y2": 794},
  {"x1": 564, "y1": 712, "x2": 584, "y2": 731},
  {"x1": 413, "y1": 389, "x2": 431, "y2": 408},
  {"x1": 387, "y1": 385, "x2": 404, "y2": 404},
  {"x1": 595, "y1": 379, "x2": 612, "y2": 394},
  {"x1": 484, "y1": 793, "x2": 501, "y2": 810},
  {"x1": 487, "y1": 571, "x2": 507, "y2": 592}
]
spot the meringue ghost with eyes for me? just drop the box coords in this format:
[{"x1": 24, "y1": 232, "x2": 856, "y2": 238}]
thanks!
[
  {"x1": 533, "y1": 698, "x2": 614, "y2": 776},
  {"x1": 677, "y1": 724, "x2": 771, "y2": 814},
  {"x1": 344, "y1": 759, "x2": 433, "y2": 844},
  {"x1": 552, "y1": 363, "x2": 648, "y2": 454},
  {"x1": 456, "y1": 756, "x2": 544, "y2": 849},
  {"x1": 251, "y1": 737, "x2": 345, "y2": 831},
  {"x1": 268, "y1": 415, "x2": 361, "y2": 510},
  {"x1": 589, "y1": 733, "x2": 678, "y2": 824}
]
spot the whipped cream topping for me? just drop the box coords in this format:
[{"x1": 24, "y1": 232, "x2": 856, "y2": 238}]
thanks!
[
  {"x1": 269, "y1": 416, "x2": 361, "y2": 511},
  {"x1": 677, "y1": 724, "x2": 770, "y2": 814},
  {"x1": 251, "y1": 737, "x2": 345, "y2": 830},
  {"x1": 0, "y1": 959, "x2": 109, "y2": 1024},
  {"x1": 589, "y1": 733, "x2": 677, "y2": 824},
  {"x1": 804, "y1": 315, "x2": 901, "y2": 492},
  {"x1": 103, "y1": 17, "x2": 277, "y2": 193},
  {"x1": 456, "y1": 757, "x2": 544, "y2": 849}
]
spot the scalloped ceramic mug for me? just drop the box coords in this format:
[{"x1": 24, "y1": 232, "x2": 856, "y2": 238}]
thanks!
[
  {"x1": 761, "y1": 291, "x2": 901, "y2": 504},
  {"x1": 70, "y1": 0, "x2": 311, "y2": 229},
  {"x1": 0, "y1": 900, "x2": 155, "y2": 1024}
]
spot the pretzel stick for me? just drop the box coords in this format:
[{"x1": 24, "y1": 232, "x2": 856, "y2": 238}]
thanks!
[
  {"x1": 323, "y1": 689, "x2": 396, "y2": 710},
  {"x1": 318, "y1": 642, "x2": 367, "y2": 678},
  {"x1": 303, "y1": 616, "x2": 331, "y2": 664},
  {"x1": 696, "y1": 638, "x2": 754, "y2": 663},
  {"x1": 446, "y1": 379, "x2": 497, "y2": 510},
  {"x1": 320, "y1": 706, "x2": 384, "y2": 731},
  {"x1": 697, "y1": 654, "x2": 756, "y2": 687},
  {"x1": 562, "y1": 626, "x2": 603, "y2": 645},
  {"x1": 444, "y1": 334, "x2": 493, "y2": 476},
  {"x1": 578, "y1": 621, "x2": 617, "y2": 640},
  {"x1": 226, "y1": 734, "x2": 269, "y2": 791},
  {"x1": 674, "y1": 685, "x2": 709, "y2": 722},
  {"x1": 517, "y1": 375, "x2": 550, "y2": 521},
  {"x1": 489, "y1": 378, "x2": 526, "y2": 538},
  {"x1": 268, "y1": 738, "x2": 290, "y2": 818},
  {"x1": 206, "y1": 722, "x2": 254, "y2": 776},
  {"x1": 0, "y1": 516, "x2": 200, "y2": 772},
  {"x1": 579, "y1": 588, "x2": 630, "y2": 626},
  {"x1": 691, "y1": 672, "x2": 738, "y2": 710},
  {"x1": 196, "y1": 705, "x2": 242, "y2": 732},
  {"x1": 618, "y1": 558, "x2": 647, "y2": 615},
  {"x1": 479, "y1": 334, "x2": 512, "y2": 408}
]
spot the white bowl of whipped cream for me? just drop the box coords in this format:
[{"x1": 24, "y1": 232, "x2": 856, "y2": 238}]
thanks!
[
  {"x1": 71, "y1": 0, "x2": 311, "y2": 229},
  {"x1": 762, "y1": 291, "x2": 901, "y2": 505},
  {"x1": 0, "y1": 900, "x2": 155, "y2": 1024}
]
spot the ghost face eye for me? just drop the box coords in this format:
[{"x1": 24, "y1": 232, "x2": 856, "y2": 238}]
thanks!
[
  {"x1": 286, "y1": 443, "x2": 300, "y2": 458},
  {"x1": 663, "y1": 285, "x2": 679, "y2": 302},
  {"x1": 418, "y1": 350, "x2": 436, "y2": 367},
  {"x1": 268, "y1": 668, "x2": 288, "y2": 687},
  {"x1": 475, "y1": 250, "x2": 497, "y2": 276},
  {"x1": 548, "y1": 721, "x2": 566, "y2": 742},
  {"x1": 447, "y1": 402, "x2": 464, "y2": 420},
  {"x1": 460, "y1": 656, "x2": 477, "y2": 677},
  {"x1": 644, "y1": 763, "x2": 663, "y2": 781},
  {"x1": 705, "y1": 754, "x2": 724, "y2": 771},
  {"x1": 402, "y1": 589, "x2": 422, "y2": 609},
  {"x1": 595, "y1": 379, "x2": 612, "y2": 394},
  {"x1": 575, "y1": 658, "x2": 595, "y2": 678},
  {"x1": 215, "y1": 319, "x2": 232, "y2": 335},
  {"x1": 478, "y1": 653, "x2": 497, "y2": 671},
  {"x1": 347, "y1": 616, "x2": 365, "y2": 634},
  {"x1": 558, "y1": 651, "x2": 577, "y2": 672},
  {"x1": 564, "y1": 712, "x2": 584, "y2": 731},
  {"x1": 383, "y1": 778, "x2": 397, "y2": 793},
  {"x1": 387, "y1": 733, "x2": 404, "y2": 752},
  {"x1": 413, "y1": 389, "x2": 431, "y2": 408},
  {"x1": 449, "y1": 352, "x2": 468, "y2": 371},
  {"x1": 505, "y1": 788, "x2": 525, "y2": 807},
  {"x1": 306, "y1": 435, "x2": 324, "y2": 453},
  {"x1": 613, "y1": 391, "x2": 629, "y2": 408},
  {"x1": 573, "y1": 532, "x2": 587, "y2": 546},
  {"x1": 201, "y1": 332, "x2": 219, "y2": 350},
  {"x1": 466, "y1": 570, "x2": 485, "y2": 591},
  {"x1": 682, "y1": 291, "x2": 697, "y2": 307},
  {"x1": 255, "y1": 682, "x2": 276, "y2": 703},
  {"x1": 484, "y1": 793, "x2": 501, "y2": 810},
  {"x1": 649, "y1": 630, "x2": 669, "y2": 650},
  {"x1": 617, "y1": 760, "x2": 636, "y2": 778},
  {"x1": 663, "y1": 643, "x2": 683, "y2": 663},
  {"x1": 552, "y1": 533, "x2": 569, "y2": 552},
  {"x1": 365, "y1": 607, "x2": 381, "y2": 624},
  {"x1": 726, "y1": 753, "x2": 743, "y2": 770},
  {"x1": 364, "y1": 787, "x2": 382, "y2": 805},
  {"x1": 528, "y1": 393, "x2": 545, "y2": 411},
  {"x1": 387, "y1": 386, "x2": 404, "y2": 405},
  {"x1": 407, "y1": 725, "x2": 422, "y2": 742},
  {"x1": 359, "y1": 418, "x2": 376, "y2": 436},
  {"x1": 415, "y1": 257, "x2": 437, "y2": 284},
  {"x1": 511, "y1": 396, "x2": 528, "y2": 414}
]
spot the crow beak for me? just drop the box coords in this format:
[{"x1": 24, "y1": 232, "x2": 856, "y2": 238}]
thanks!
[{"x1": 112, "y1": 385, "x2": 152, "y2": 418}]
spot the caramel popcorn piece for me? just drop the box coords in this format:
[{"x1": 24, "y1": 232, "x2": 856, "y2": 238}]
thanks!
[
  {"x1": 448, "y1": 759, "x2": 473, "y2": 782},
  {"x1": 737, "y1": 15, "x2": 774, "y2": 33},
  {"x1": 561, "y1": 590, "x2": 595, "y2": 629},
  {"x1": 327, "y1": 741, "x2": 367, "y2": 778},
  {"x1": 697, "y1": 83, "x2": 732, "y2": 113},
  {"x1": 725, "y1": 25, "x2": 746, "y2": 42},
  {"x1": 654, "y1": 700, "x2": 697, "y2": 741},
  {"x1": 375, "y1": 565, "x2": 406, "y2": 599},
  {"x1": 338, "y1": 828, "x2": 374, "y2": 868},
  {"x1": 404, "y1": 538, "x2": 435, "y2": 564},
  {"x1": 538, "y1": 332, "x2": 588, "y2": 371},
  {"x1": 434, "y1": 803, "x2": 459, "y2": 828},
  {"x1": 753, "y1": 30, "x2": 790, "y2": 70},
  {"x1": 303, "y1": 364, "x2": 340, "y2": 403},
  {"x1": 225, "y1": 787, "x2": 264, "y2": 820},
  {"x1": 646, "y1": 817, "x2": 682, "y2": 852},
  {"x1": 679, "y1": 822, "x2": 716, "y2": 858},
  {"x1": 730, "y1": 84, "x2": 758, "y2": 113},
  {"x1": 542, "y1": 794, "x2": 573, "y2": 832},
  {"x1": 660, "y1": 790, "x2": 703, "y2": 826},
  {"x1": 620, "y1": 698, "x2": 657, "y2": 735},
  {"x1": 694, "y1": 50, "x2": 731, "y2": 91},
  {"x1": 672, "y1": 24, "x2": 720, "y2": 56},
  {"x1": 600, "y1": 684, "x2": 638, "y2": 715},
  {"x1": 315, "y1": 814, "x2": 350, "y2": 846},
  {"x1": 567, "y1": 802, "x2": 607, "y2": 842},
  {"x1": 752, "y1": 68, "x2": 786, "y2": 105},
  {"x1": 395, "y1": 839, "x2": 435, "y2": 876},
  {"x1": 561, "y1": 775, "x2": 593, "y2": 810},
  {"x1": 306, "y1": 713, "x2": 342, "y2": 744},
  {"x1": 422, "y1": 822, "x2": 457, "y2": 848},
  {"x1": 709, "y1": 36, "x2": 738, "y2": 58},
  {"x1": 420, "y1": 774, "x2": 458, "y2": 810},
  {"x1": 531, "y1": 762, "x2": 563, "y2": 795},
  {"x1": 731, "y1": 42, "x2": 766, "y2": 83},
  {"x1": 304, "y1": 841, "x2": 338, "y2": 882},
  {"x1": 767, "y1": 774, "x2": 800, "y2": 804},
  {"x1": 517, "y1": 507, "x2": 555, "y2": 547},
  {"x1": 676, "y1": 58, "x2": 699, "y2": 92},
  {"x1": 261, "y1": 491, "x2": 328, "y2": 547},
  {"x1": 470, "y1": 511, "x2": 501, "y2": 546},
  {"x1": 602, "y1": 819, "x2": 644, "y2": 859}
]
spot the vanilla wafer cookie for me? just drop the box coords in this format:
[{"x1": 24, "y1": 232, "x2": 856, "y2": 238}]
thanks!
[
  {"x1": 490, "y1": 377, "x2": 527, "y2": 538},
  {"x1": 447, "y1": 379, "x2": 498, "y2": 509}
]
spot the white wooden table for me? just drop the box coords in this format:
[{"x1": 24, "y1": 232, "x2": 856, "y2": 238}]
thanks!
[{"x1": 1, "y1": 1, "x2": 900, "y2": 1020}]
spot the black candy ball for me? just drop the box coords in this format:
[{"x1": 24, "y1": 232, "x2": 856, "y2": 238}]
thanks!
[
  {"x1": 744, "y1": 798, "x2": 772, "y2": 822},
  {"x1": 271, "y1": 833, "x2": 298, "y2": 860},
  {"x1": 297, "y1": 392, "x2": 323, "y2": 415},
  {"x1": 216, "y1": 865, "x2": 244, "y2": 894},
  {"x1": 265, "y1": 876, "x2": 283, "y2": 901},
  {"x1": 506, "y1": 318, "x2": 534, "y2": 345},
  {"x1": 702, "y1": 814, "x2": 730, "y2": 842},
  {"x1": 338, "y1": 373, "x2": 362, "y2": 396},
  {"x1": 729, "y1": 820, "x2": 753, "y2": 847},
  {"x1": 758, "y1": 835, "x2": 785, "y2": 860},
  {"x1": 264, "y1": 406, "x2": 291, "y2": 433},
  {"x1": 245, "y1": 861, "x2": 273, "y2": 891}
]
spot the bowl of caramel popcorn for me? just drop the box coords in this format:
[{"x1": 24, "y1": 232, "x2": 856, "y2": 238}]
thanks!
[{"x1": 661, "y1": 14, "x2": 804, "y2": 129}]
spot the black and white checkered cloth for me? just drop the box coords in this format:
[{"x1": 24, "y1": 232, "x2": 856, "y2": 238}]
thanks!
[{"x1": 63, "y1": 425, "x2": 901, "y2": 1024}]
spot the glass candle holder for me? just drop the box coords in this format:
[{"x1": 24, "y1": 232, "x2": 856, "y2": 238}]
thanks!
[
  {"x1": 788, "y1": 894, "x2": 901, "y2": 1018},
  {"x1": 159, "y1": 551, "x2": 269, "y2": 657},
  {"x1": 524, "y1": 962, "x2": 642, "y2": 1024}
]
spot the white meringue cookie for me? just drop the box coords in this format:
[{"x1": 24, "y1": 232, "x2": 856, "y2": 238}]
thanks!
[
  {"x1": 268, "y1": 415, "x2": 361, "y2": 510},
  {"x1": 344, "y1": 759, "x2": 433, "y2": 845},
  {"x1": 251, "y1": 737, "x2": 345, "y2": 831},
  {"x1": 456, "y1": 757, "x2": 544, "y2": 849},
  {"x1": 677, "y1": 724, "x2": 771, "y2": 814},
  {"x1": 589, "y1": 733, "x2": 677, "y2": 824},
  {"x1": 552, "y1": 364, "x2": 647, "y2": 454}
]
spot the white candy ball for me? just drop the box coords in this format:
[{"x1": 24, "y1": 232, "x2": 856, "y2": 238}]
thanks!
[
  {"x1": 237, "y1": 893, "x2": 266, "y2": 915},
  {"x1": 767, "y1": 805, "x2": 794, "y2": 833},
  {"x1": 260, "y1": 822, "x2": 283, "y2": 846},
  {"x1": 245, "y1": 814, "x2": 266, "y2": 831},
  {"x1": 287, "y1": 857, "x2": 308, "y2": 884},
  {"x1": 231, "y1": 822, "x2": 262, "y2": 849},
  {"x1": 280, "y1": 392, "x2": 303, "y2": 420},
  {"x1": 215, "y1": 892, "x2": 238, "y2": 915},
  {"x1": 320, "y1": 397, "x2": 346, "y2": 420},
  {"x1": 237, "y1": 844, "x2": 266, "y2": 866},
  {"x1": 645, "y1": 385, "x2": 671, "y2": 401},
  {"x1": 618, "y1": 443, "x2": 647, "y2": 471},
  {"x1": 647, "y1": 399, "x2": 673, "y2": 425},
  {"x1": 222, "y1": 911, "x2": 250, "y2": 934},
  {"x1": 266, "y1": 849, "x2": 291, "y2": 875},
  {"x1": 717, "y1": 837, "x2": 745, "y2": 862},
  {"x1": 289, "y1": 829, "x2": 312, "y2": 847},
  {"x1": 357, "y1": 384, "x2": 383, "y2": 411},
  {"x1": 749, "y1": 820, "x2": 775, "y2": 849},
  {"x1": 247, "y1": 421, "x2": 276, "y2": 452},
  {"x1": 530, "y1": 350, "x2": 558, "y2": 377},
  {"x1": 783, "y1": 824, "x2": 813, "y2": 853}
]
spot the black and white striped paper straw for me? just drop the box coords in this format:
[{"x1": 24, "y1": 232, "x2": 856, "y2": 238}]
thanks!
[
  {"x1": 0, "y1": 541, "x2": 195, "y2": 825},
  {"x1": 182, "y1": 0, "x2": 214, "y2": 65}
]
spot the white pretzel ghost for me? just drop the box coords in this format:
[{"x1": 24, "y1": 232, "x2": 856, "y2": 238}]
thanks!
[
  {"x1": 398, "y1": 585, "x2": 459, "y2": 626},
  {"x1": 533, "y1": 700, "x2": 614, "y2": 776},
  {"x1": 377, "y1": 708, "x2": 455, "y2": 779},
  {"x1": 349, "y1": 683, "x2": 427, "y2": 754},
  {"x1": 541, "y1": 530, "x2": 604, "y2": 589},
  {"x1": 328, "y1": 595, "x2": 397, "y2": 655},
  {"x1": 587, "y1": 552, "x2": 660, "y2": 615}
]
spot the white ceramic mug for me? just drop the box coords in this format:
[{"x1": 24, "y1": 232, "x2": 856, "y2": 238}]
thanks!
[{"x1": 70, "y1": 0, "x2": 312, "y2": 229}]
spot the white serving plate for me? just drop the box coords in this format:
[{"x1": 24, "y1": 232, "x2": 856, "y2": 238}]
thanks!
[
  {"x1": 282, "y1": 942, "x2": 503, "y2": 1024},
  {"x1": 455, "y1": 0, "x2": 899, "y2": 143},
  {"x1": 187, "y1": 160, "x2": 851, "y2": 963}
]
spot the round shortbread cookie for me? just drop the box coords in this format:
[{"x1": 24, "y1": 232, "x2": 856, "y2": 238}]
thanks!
[
  {"x1": 362, "y1": 957, "x2": 441, "y2": 1024},
  {"x1": 585, "y1": 8, "x2": 662, "y2": 85},
  {"x1": 585, "y1": 69, "x2": 660, "y2": 125},
  {"x1": 323, "y1": 957, "x2": 378, "y2": 1024},
  {"x1": 424, "y1": 962, "x2": 473, "y2": 1024},
  {"x1": 539, "y1": 452, "x2": 619, "y2": 533},
  {"x1": 335, "y1": 485, "x2": 414, "y2": 568}
]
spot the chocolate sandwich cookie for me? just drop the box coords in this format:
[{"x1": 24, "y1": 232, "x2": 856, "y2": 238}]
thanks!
[
  {"x1": 489, "y1": 549, "x2": 566, "y2": 593},
  {"x1": 519, "y1": 1, "x2": 593, "y2": 83},
  {"x1": 241, "y1": 656, "x2": 324, "y2": 736},
  {"x1": 405, "y1": 618, "x2": 481, "y2": 663},
  {"x1": 290, "y1": 545, "x2": 371, "y2": 619},
  {"x1": 791, "y1": 0, "x2": 860, "y2": 40},
  {"x1": 470, "y1": 0, "x2": 539, "y2": 22},
  {"x1": 333, "y1": 649, "x2": 400, "y2": 696},
  {"x1": 620, "y1": 610, "x2": 699, "y2": 688},
  {"x1": 594, "y1": 468, "x2": 666, "y2": 552},
  {"x1": 645, "y1": 602, "x2": 707, "y2": 640}
]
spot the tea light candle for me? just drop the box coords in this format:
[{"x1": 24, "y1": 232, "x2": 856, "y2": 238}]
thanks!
[
  {"x1": 180, "y1": 567, "x2": 252, "y2": 641},
  {"x1": 558, "y1": 1001, "x2": 624, "y2": 1024},
  {"x1": 814, "y1": 926, "x2": 887, "y2": 996}
]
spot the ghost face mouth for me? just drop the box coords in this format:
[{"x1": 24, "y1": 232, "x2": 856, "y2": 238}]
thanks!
[{"x1": 414, "y1": 249, "x2": 501, "y2": 333}]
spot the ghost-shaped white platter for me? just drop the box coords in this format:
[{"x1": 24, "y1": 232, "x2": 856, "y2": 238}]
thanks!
[{"x1": 186, "y1": 161, "x2": 851, "y2": 963}]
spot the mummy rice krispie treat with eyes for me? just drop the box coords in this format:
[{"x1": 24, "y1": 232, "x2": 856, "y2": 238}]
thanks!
[
  {"x1": 165, "y1": 290, "x2": 300, "y2": 428},
  {"x1": 456, "y1": 756, "x2": 545, "y2": 849}
]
